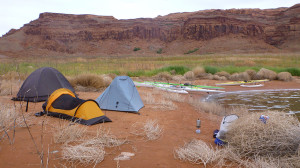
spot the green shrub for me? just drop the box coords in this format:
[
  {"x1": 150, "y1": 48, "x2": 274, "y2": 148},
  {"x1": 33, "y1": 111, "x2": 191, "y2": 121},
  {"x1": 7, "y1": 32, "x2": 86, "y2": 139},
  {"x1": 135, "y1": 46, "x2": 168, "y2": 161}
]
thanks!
[
  {"x1": 133, "y1": 47, "x2": 141, "y2": 51},
  {"x1": 284, "y1": 68, "x2": 300, "y2": 76},
  {"x1": 204, "y1": 66, "x2": 219, "y2": 74},
  {"x1": 127, "y1": 70, "x2": 145, "y2": 77},
  {"x1": 157, "y1": 48, "x2": 163, "y2": 54},
  {"x1": 184, "y1": 48, "x2": 199, "y2": 54}
]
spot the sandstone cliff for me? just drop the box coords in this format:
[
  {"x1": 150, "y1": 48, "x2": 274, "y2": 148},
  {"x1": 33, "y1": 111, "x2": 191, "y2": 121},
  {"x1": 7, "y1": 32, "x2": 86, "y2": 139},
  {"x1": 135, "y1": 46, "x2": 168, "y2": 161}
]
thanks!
[{"x1": 0, "y1": 4, "x2": 299, "y2": 57}]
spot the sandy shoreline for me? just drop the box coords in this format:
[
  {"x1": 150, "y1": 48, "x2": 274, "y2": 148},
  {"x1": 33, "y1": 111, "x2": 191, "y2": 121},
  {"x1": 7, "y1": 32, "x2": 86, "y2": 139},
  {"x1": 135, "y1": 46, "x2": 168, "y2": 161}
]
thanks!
[{"x1": 0, "y1": 79, "x2": 299, "y2": 168}]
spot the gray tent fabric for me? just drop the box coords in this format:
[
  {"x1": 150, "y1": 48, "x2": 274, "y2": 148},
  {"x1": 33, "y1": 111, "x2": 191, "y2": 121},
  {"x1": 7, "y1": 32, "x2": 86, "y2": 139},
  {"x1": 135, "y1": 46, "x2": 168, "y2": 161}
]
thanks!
[
  {"x1": 13, "y1": 67, "x2": 75, "y2": 102},
  {"x1": 96, "y1": 76, "x2": 144, "y2": 113}
]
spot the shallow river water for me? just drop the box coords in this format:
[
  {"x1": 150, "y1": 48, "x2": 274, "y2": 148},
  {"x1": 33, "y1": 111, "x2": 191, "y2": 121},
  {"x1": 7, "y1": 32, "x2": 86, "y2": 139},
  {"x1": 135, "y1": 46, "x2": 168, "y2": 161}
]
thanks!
[{"x1": 205, "y1": 89, "x2": 300, "y2": 119}]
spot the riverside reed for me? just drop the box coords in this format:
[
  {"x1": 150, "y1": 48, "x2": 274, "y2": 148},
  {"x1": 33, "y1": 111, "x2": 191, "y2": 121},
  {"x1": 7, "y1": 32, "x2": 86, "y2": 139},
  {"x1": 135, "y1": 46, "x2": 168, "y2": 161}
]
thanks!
[{"x1": 0, "y1": 53, "x2": 299, "y2": 77}]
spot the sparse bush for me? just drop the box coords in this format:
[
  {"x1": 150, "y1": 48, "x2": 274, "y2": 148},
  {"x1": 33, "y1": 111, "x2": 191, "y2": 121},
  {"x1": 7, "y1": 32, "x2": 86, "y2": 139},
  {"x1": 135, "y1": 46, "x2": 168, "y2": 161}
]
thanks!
[
  {"x1": 174, "y1": 139, "x2": 219, "y2": 167},
  {"x1": 213, "y1": 75, "x2": 227, "y2": 80},
  {"x1": 154, "y1": 72, "x2": 172, "y2": 81},
  {"x1": 0, "y1": 80, "x2": 22, "y2": 96},
  {"x1": 162, "y1": 92, "x2": 185, "y2": 102},
  {"x1": 184, "y1": 71, "x2": 195, "y2": 80},
  {"x1": 277, "y1": 72, "x2": 293, "y2": 81},
  {"x1": 53, "y1": 122, "x2": 87, "y2": 144},
  {"x1": 257, "y1": 68, "x2": 277, "y2": 80},
  {"x1": 226, "y1": 111, "x2": 300, "y2": 158},
  {"x1": 184, "y1": 48, "x2": 199, "y2": 54},
  {"x1": 152, "y1": 66, "x2": 190, "y2": 75},
  {"x1": 133, "y1": 47, "x2": 141, "y2": 51},
  {"x1": 156, "y1": 48, "x2": 163, "y2": 54},
  {"x1": 245, "y1": 69, "x2": 257, "y2": 80},
  {"x1": 82, "y1": 127, "x2": 127, "y2": 148},
  {"x1": 2, "y1": 71, "x2": 27, "y2": 80},
  {"x1": 229, "y1": 72, "x2": 250, "y2": 81},
  {"x1": 285, "y1": 67, "x2": 300, "y2": 76},
  {"x1": 172, "y1": 75, "x2": 185, "y2": 82},
  {"x1": 192, "y1": 66, "x2": 206, "y2": 78},
  {"x1": 215, "y1": 71, "x2": 230, "y2": 79},
  {"x1": 68, "y1": 73, "x2": 108, "y2": 90},
  {"x1": 131, "y1": 120, "x2": 163, "y2": 141},
  {"x1": 204, "y1": 66, "x2": 218, "y2": 74},
  {"x1": 0, "y1": 104, "x2": 18, "y2": 130},
  {"x1": 62, "y1": 144, "x2": 105, "y2": 166},
  {"x1": 188, "y1": 98, "x2": 224, "y2": 116}
]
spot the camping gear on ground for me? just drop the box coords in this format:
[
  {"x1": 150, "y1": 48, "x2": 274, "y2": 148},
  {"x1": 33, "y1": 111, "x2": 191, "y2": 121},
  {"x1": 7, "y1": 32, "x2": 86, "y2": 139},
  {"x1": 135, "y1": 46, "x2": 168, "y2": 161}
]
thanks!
[
  {"x1": 196, "y1": 118, "x2": 201, "y2": 134},
  {"x1": 213, "y1": 129, "x2": 219, "y2": 138},
  {"x1": 215, "y1": 137, "x2": 226, "y2": 146},
  {"x1": 96, "y1": 76, "x2": 144, "y2": 113},
  {"x1": 216, "y1": 114, "x2": 239, "y2": 140},
  {"x1": 259, "y1": 115, "x2": 270, "y2": 124},
  {"x1": 134, "y1": 81, "x2": 225, "y2": 93},
  {"x1": 216, "y1": 79, "x2": 269, "y2": 86},
  {"x1": 240, "y1": 84, "x2": 264, "y2": 87},
  {"x1": 42, "y1": 88, "x2": 111, "y2": 125},
  {"x1": 13, "y1": 67, "x2": 75, "y2": 102}
]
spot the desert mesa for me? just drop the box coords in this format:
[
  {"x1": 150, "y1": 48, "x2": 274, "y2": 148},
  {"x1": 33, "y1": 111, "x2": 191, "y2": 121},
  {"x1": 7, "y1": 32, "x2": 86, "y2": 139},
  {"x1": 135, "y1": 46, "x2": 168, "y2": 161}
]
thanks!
[{"x1": 0, "y1": 3, "x2": 300, "y2": 57}]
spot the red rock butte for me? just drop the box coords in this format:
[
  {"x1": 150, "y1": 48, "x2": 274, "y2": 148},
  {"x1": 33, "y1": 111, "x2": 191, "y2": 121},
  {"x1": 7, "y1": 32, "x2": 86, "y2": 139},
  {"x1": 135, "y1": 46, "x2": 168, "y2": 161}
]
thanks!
[{"x1": 0, "y1": 4, "x2": 300, "y2": 57}]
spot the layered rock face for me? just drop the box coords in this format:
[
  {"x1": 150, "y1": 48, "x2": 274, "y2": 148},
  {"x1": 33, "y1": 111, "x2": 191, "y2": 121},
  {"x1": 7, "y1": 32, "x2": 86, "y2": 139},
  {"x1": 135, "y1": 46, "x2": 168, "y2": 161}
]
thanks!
[{"x1": 0, "y1": 4, "x2": 300, "y2": 56}]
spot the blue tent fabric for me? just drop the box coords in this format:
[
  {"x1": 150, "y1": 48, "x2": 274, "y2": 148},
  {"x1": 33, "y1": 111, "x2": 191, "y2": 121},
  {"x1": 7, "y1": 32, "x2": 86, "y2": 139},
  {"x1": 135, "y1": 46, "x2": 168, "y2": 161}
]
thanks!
[{"x1": 96, "y1": 76, "x2": 144, "y2": 113}]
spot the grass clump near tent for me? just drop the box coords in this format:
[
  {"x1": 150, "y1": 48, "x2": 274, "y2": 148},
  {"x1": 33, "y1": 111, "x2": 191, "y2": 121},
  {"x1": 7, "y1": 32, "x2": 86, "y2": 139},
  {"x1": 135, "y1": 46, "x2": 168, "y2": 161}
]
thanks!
[
  {"x1": 68, "y1": 73, "x2": 111, "y2": 91},
  {"x1": 53, "y1": 122, "x2": 87, "y2": 144},
  {"x1": 131, "y1": 119, "x2": 163, "y2": 141}
]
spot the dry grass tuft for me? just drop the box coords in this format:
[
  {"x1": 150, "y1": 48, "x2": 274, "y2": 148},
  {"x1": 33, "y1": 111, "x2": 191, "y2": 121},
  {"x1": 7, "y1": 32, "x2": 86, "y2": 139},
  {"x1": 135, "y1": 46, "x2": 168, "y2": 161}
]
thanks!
[
  {"x1": 68, "y1": 73, "x2": 108, "y2": 91},
  {"x1": 62, "y1": 144, "x2": 105, "y2": 166},
  {"x1": 53, "y1": 122, "x2": 87, "y2": 144},
  {"x1": 184, "y1": 71, "x2": 195, "y2": 80},
  {"x1": 215, "y1": 71, "x2": 230, "y2": 79},
  {"x1": 131, "y1": 120, "x2": 163, "y2": 141},
  {"x1": 0, "y1": 80, "x2": 23, "y2": 96},
  {"x1": 212, "y1": 75, "x2": 227, "y2": 80},
  {"x1": 2, "y1": 71, "x2": 27, "y2": 80},
  {"x1": 172, "y1": 75, "x2": 185, "y2": 82},
  {"x1": 188, "y1": 98, "x2": 224, "y2": 116},
  {"x1": 174, "y1": 139, "x2": 219, "y2": 167},
  {"x1": 99, "y1": 74, "x2": 113, "y2": 86},
  {"x1": 192, "y1": 66, "x2": 205, "y2": 78},
  {"x1": 82, "y1": 127, "x2": 127, "y2": 148},
  {"x1": 245, "y1": 69, "x2": 257, "y2": 80},
  {"x1": 0, "y1": 104, "x2": 18, "y2": 130},
  {"x1": 154, "y1": 72, "x2": 172, "y2": 81},
  {"x1": 229, "y1": 72, "x2": 251, "y2": 81},
  {"x1": 141, "y1": 91, "x2": 177, "y2": 110},
  {"x1": 277, "y1": 72, "x2": 293, "y2": 81},
  {"x1": 226, "y1": 111, "x2": 300, "y2": 158},
  {"x1": 257, "y1": 68, "x2": 277, "y2": 80},
  {"x1": 162, "y1": 92, "x2": 185, "y2": 102}
]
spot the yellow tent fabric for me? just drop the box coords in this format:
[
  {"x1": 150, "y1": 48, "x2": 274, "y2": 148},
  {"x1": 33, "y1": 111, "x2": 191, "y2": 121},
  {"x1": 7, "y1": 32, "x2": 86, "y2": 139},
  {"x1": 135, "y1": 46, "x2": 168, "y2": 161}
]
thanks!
[{"x1": 43, "y1": 88, "x2": 111, "y2": 125}]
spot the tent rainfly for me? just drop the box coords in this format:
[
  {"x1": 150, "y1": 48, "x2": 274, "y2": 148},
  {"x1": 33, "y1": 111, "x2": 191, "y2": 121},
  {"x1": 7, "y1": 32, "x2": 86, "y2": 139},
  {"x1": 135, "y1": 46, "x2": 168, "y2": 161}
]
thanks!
[
  {"x1": 43, "y1": 88, "x2": 111, "y2": 125},
  {"x1": 12, "y1": 67, "x2": 76, "y2": 102},
  {"x1": 96, "y1": 76, "x2": 144, "y2": 113}
]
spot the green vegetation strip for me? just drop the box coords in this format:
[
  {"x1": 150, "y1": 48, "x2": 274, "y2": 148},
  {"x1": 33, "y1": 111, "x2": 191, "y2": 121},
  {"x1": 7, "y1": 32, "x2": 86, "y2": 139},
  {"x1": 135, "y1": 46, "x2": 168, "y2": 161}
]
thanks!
[{"x1": 0, "y1": 54, "x2": 299, "y2": 77}]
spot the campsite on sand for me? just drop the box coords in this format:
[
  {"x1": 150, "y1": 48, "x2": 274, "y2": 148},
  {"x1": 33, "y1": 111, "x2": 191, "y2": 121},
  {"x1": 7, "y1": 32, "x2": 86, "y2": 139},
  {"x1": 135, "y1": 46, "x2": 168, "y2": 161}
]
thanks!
[
  {"x1": 0, "y1": 73, "x2": 300, "y2": 167},
  {"x1": 0, "y1": 3, "x2": 300, "y2": 167}
]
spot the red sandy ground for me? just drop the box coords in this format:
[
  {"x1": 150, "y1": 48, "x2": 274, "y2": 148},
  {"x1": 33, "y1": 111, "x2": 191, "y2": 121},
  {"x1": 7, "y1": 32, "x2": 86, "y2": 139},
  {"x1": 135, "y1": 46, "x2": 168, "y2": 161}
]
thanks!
[{"x1": 0, "y1": 79, "x2": 299, "y2": 168}]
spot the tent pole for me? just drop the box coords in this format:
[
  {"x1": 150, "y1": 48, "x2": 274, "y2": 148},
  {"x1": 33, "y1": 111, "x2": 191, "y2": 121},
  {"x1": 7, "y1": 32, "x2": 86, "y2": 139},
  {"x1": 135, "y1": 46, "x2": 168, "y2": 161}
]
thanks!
[{"x1": 26, "y1": 99, "x2": 29, "y2": 112}]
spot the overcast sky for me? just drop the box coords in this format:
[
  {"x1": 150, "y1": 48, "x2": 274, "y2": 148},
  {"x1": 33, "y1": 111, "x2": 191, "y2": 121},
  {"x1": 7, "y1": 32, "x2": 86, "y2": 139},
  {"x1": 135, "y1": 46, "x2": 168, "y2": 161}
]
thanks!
[{"x1": 0, "y1": 0, "x2": 299, "y2": 36}]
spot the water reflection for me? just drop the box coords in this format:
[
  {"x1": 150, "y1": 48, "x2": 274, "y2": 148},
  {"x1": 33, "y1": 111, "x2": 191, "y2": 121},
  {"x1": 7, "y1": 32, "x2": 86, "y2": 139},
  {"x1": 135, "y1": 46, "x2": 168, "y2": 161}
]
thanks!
[{"x1": 205, "y1": 89, "x2": 300, "y2": 119}]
